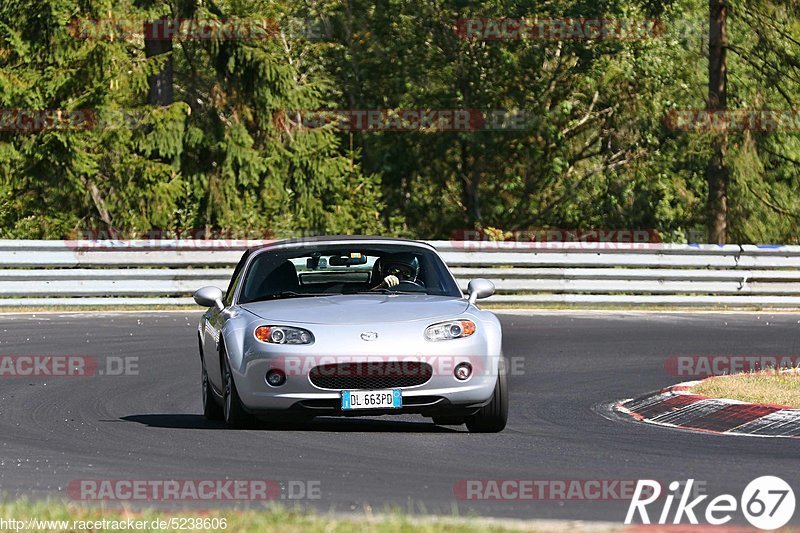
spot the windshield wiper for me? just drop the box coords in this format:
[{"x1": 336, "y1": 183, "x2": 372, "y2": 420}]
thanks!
[
  {"x1": 247, "y1": 291, "x2": 330, "y2": 303},
  {"x1": 347, "y1": 289, "x2": 407, "y2": 295}
]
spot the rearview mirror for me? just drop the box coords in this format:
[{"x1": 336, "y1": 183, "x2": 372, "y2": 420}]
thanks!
[
  {"x1": 467, "y1": 278, "x2": 495, "y2": 304},
  {"x1": 329, "y1": 254, "x2": 368, "y2": 266},
  {"x1": 194, "y1": 286, "x2": 225, "y2": 311},
  {"x1": 306, "y1": 257, "x2": 328, "y2": 269}
]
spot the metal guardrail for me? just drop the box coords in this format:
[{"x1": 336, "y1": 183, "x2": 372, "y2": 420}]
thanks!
[{"x1": 2, "y1": 240, "x2": 800, "y2": 307}]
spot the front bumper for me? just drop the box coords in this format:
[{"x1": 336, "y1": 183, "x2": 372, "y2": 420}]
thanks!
[
  {"x1": 247, "y1": 395, "x2": 493, "y2": 418},
  {"x1": 223, "y1": 311, "x2": 503, "y2": 417},
  {"x1": 237, "y1": 357, "x2": 498, "y2": 415}
]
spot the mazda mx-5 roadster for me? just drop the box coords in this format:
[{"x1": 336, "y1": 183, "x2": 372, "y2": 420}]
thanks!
[{"x1": 193, "y1": 236, "x2": 507, "y2": 432}]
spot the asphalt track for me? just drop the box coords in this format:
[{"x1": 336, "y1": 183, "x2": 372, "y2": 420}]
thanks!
[{"x1": 0, "y1": 311, "x2": 798, "y2": 525}]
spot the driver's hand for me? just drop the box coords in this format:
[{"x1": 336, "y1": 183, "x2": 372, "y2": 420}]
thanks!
[{"x1": 382, "y1": 275, "x2": 399, "y2": 288}]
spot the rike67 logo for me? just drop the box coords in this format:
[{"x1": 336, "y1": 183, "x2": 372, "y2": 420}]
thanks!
[{"x1": 625, "y1": 477, "x2": 795, "y2": 530}]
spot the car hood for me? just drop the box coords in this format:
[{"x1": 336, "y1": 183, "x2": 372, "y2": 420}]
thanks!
[{"x1": 240, "y1": 294, "x2": 470, "y2": 325}]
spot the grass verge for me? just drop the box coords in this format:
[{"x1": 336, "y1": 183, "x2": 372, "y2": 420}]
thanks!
[
  {"x1": 690, "y1": 370, "x2": 800, "y2": 408},
  {"x1": 0, "y1": 500, "x2": 623, "y2": 533}
]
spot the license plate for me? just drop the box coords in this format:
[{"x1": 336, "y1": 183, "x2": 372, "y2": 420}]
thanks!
[{"x1": 341, "y1": 389, "x2": 402, "y2": 410}]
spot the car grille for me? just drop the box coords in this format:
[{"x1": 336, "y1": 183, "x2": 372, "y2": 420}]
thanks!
[{"x1": 309, "y1": 362, "x2": 433, "y2": 390}]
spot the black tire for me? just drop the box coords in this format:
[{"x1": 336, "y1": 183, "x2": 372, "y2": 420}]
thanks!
[
  {"x1": 466, "y1": 368, "x2": 508, "y2": 433},
  {"x1": 222, "y1": 350, "x2": 252, "y2": 428},
  {"x1": 201, "y1": 359, "x2": 223, "y2": 420}
]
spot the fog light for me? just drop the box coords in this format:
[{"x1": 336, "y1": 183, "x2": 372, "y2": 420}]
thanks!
[
  {"x1": 454, "y1": 362, "x2": 472, "y2": 381},
  {"x1": 266, "y1": 369, "x2": 286, "y2": 387}
]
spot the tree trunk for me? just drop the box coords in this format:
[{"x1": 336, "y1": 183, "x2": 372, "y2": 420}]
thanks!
[
  {"x1": 144, "y1": 19, "x2": 174, "y2": 106},
  {"x1": 459, "y1": 141, "x2": 482, "y2": 228},
  {"x1": 707, "y1": 0, "x2": 728, "y2": 244}
]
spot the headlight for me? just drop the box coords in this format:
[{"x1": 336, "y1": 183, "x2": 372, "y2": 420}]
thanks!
[
  {"x1": 254, "y1": 325, "x2": 314, "y2": 345},
  {"x1": 424, "y1": 320, "x2": 476, "y2": 341}
]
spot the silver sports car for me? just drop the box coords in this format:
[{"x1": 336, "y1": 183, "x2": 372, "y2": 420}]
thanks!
[{"x1": 193, "y1": 236, "x2": 507, "y2": 432}]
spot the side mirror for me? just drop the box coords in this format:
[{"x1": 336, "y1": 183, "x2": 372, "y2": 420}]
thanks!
[
  {"x1": 194, "y1": 286, "x2": 225, "y2": 311},
  {"x1": 467, "y1": 278, "x2": 495, "y2": 304}
]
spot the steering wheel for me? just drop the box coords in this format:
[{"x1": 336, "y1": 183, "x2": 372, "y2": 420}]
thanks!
[{"x1": 395, "y1": 280, "x2": 425, "y2": 291}]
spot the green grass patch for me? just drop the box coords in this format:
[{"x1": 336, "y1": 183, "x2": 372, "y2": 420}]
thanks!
[
  {"x1": 691, "y1": 370, "x2": 800, "y2": 408},
  {"x1": 0, "y1": 500, "x2": 617, "y2": 533}
]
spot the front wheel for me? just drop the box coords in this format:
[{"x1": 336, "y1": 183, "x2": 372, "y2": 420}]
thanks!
[
  {"x1": 201, "y1": 360, "x2": 223, "y2": 420},
  {"x1": 465, "y1": 368, "x2": 508, "y2": 433},
  {"x1": 222, "y1": 351, "x2": 252, "y2": 428}
]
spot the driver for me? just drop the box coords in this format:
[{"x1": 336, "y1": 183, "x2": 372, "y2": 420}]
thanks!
[{"x1": 371, "y1": 253, "x2": 420, "y2": 290}]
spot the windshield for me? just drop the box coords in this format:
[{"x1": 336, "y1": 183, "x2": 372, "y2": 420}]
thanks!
[{"x1": 238, "y1": 244, "x2": 461, "y2": 303}]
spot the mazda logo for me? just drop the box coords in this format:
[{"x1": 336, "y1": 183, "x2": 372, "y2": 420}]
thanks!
[{"x1": 360, "y1": 331, "x2": 378, "y2": 341}]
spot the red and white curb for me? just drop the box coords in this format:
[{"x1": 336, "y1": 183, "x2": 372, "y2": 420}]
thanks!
[{"x1": 615, "y1": 381, "x2": 800, "y2": 438}]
